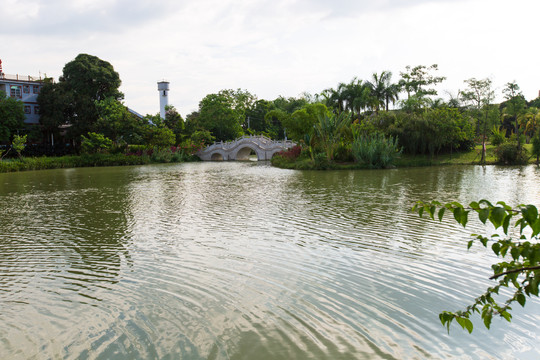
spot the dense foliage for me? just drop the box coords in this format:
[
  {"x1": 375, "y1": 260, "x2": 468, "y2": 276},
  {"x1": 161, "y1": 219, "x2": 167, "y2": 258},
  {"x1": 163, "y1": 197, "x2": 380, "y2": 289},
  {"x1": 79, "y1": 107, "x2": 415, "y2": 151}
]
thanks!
[
  {"x1": 4, "y1": 54, "x2": 540, "y2": 170},
  {"x1": 0, "y1": 90, "x2": 25, "y2": 143},
  {"x1": 413, "y1": 200, "x2": 540, "y2": 333}
]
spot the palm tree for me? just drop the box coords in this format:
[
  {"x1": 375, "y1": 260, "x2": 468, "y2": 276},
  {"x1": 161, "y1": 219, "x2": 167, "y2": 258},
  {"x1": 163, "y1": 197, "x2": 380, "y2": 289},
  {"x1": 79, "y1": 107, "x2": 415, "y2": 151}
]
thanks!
[
  {"x1": 519, "y1": 107, "x2": 540, "y2": 142},
  {"x1": 366, "y1": 71, "x2": 399, "y2": 112},
  {"x1": 320, "y1": 86, "x2": 346, "y2": 114},
  {"x1": 344, "y1": 78, "x2": 370, "y2": 120}
]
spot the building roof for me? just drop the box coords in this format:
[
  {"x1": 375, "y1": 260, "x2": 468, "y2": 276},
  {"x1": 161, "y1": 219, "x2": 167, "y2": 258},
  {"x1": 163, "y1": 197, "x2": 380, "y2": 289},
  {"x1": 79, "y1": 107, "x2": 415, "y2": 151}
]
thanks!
[{"x1": 0, "y1": 73, "x2": 45, "y2": 83}]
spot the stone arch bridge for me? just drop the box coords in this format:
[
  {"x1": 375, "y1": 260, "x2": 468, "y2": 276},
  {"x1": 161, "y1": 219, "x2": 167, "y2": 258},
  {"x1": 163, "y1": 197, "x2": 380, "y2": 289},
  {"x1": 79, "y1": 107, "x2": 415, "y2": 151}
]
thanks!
[{"x1": 197, "y1": 135, "x2": 296, "y2": 161}]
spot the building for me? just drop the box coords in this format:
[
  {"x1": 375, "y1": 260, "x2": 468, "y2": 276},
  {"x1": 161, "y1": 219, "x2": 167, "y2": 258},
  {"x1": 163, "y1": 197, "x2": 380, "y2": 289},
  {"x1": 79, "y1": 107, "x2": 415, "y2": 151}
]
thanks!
[{"x1": 0, "y1": 60, "x2": 45, "y2": 125}]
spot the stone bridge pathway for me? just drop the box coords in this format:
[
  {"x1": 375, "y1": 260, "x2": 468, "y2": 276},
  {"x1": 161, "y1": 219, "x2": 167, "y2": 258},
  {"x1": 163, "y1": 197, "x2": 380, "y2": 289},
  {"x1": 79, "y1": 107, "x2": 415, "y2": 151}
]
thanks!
[{"x1": 197, "y1": 135, "x2": 295, "y2": 161}]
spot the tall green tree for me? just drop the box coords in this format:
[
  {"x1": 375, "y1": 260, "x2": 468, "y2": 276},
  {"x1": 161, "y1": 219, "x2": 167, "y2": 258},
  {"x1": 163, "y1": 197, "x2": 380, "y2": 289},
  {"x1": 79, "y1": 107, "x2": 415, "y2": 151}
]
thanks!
[
  {"x1": 94, "y1": 97, "x2": 146, "y2": 144},
  {"x1": 0, "y1": 90, "x2": 25, "y2": 143},
  {"x1": 518, "y1": 107, "x2": 539, "y2": 142},
  {"x1": 460, "y1": 78, "x2": 495, "y2": 164},
  {"x1": 344, "y1": 78, "x2": 372, "y2": 119},
  {"x1": 245, "y1": 99, "x2": 273, "y2": 134},
  {"x1": 197, "y1": 91, "x2": 244, "y2": 141},
  {"x1": 399, "y1": 64, "x2": 446, "y2": 112},
  {"x1": 37, "y1": 79, "x2": 73, "y2": 145},
  {"x1": 502, "y1": 82, "x2": 526, "y2": 151},
  {"x1": 39, "y1": 54, "x2": 123, "y2": 143},
  {"x1": 367, "y1": 71, "x2": 398, "y2": 113},
  {"x1": 164, "y1": 105, "x2": 185, "y2": 144},
  {"x1": 281, "y1": 103, "x2": 328, "y2": 142}
]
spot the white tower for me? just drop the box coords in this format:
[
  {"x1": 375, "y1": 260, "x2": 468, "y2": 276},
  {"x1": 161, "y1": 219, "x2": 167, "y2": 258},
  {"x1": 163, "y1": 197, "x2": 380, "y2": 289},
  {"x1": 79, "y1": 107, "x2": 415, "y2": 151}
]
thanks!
[{"x1": 157, "y1": 80, "x2": 170, "y2": 119}]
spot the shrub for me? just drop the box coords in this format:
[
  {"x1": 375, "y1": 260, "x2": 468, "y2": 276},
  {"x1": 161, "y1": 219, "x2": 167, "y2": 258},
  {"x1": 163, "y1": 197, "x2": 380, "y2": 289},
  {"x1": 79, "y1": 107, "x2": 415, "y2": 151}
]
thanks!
[
  {"x1": 334, "y1": 141, "x2": 354, "y2": 162},
  {"x1": 150, "y1": 147, "x2": 174, "y2": 163},
  {"x1": 494, "y1": 143, "x2": 529, "y2": 165},
  {"x1": 490, "y1": 126, "x2": 506, "y2": 146},
  {"x1": 12, "y1": 134, "x2": 27, "y2": 158},
  {"x1": 81, "y1": 132, "x2": 113, "y2": 154},
  {"x1": 276, "y1": 145, "x2": 302, "y2": 160},
  {"x1": 21, "y1": 143, "x2": 76, "y2": 157},
  {"x1": 313, "y1": 152, "x2": 330, "y2": 169},
  {"x1": 352, "y1": 133, "x2": 401, "y2": 168}
]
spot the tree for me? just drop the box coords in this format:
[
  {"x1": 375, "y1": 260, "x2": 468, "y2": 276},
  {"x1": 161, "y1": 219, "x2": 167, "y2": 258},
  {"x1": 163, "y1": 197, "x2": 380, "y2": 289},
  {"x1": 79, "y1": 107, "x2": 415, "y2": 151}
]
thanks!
[
  {"x1": 399, "y1": 64, "x2": 446, "y2": 111},
  {"x1": 320, "y1": 86, "x2": 346, "y2": 114},
  {"x1": 245, "y1": 99, "x2": 273, "y2": 134},
  {"x1": 95, "y1": 97, "x2": 145, "y2": 144},
  {"x1": 366, "y1": 71, "x2": 398, "y2": 113},
  {"x1": 39, "y1": 54, "x2": 123, "y2": 143},
  {"x1": 197, "y1": 91, "x2": 245, "y2": 141},
  {"x1": 80, "y1": 132, "x2": 113, "y2": 154},
  {"x1": 532, "y1": 135, "x2": 540, "y2": 165},
  {"x1": 413, "y1": 200, "x2": 540, "y2": 333},
  {"x1": 164, "y1": 105, "x2": 185, "y2": 144},
  {"x1": 282, "y1": 103, "x2": 328, "y2": 142},
  {"x1": 345, "y1": 78, "x2": 372, "y2": 119},
  {"x1": 37, "y1": 79, "x2": 73, "y2": 145},
  {"x1": 460, "y1": 78, "x2": 495, "y2": 164},
  {"x1": 0, "y1": 90, "x2": 25, "y2": 143},
  {"x1": 518, "y1": 107, "x2": 539, "y2": 142},
  {"x1": 502, "y1": 82, "x2": 526, "y2": 151}
]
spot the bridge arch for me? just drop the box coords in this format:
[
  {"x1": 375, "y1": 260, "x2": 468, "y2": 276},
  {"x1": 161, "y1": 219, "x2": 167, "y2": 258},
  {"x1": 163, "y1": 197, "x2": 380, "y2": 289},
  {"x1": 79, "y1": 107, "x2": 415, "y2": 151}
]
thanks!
[
  {"x1": 210, "y1": 152, "x2": 224, "y2": 161},
  {"x1": 197, "y1": 136, "x2": 296, "y2": 161},
  {"x1": 231, "y1": 145, "x2": 262, "y2": 161}
]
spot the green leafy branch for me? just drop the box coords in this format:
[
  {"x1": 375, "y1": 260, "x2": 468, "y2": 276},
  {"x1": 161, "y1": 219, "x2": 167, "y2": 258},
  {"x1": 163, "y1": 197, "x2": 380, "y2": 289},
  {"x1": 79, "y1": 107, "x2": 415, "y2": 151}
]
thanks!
[{"x1": 412, "y1": 200, "x2": 540, "y2": 333}]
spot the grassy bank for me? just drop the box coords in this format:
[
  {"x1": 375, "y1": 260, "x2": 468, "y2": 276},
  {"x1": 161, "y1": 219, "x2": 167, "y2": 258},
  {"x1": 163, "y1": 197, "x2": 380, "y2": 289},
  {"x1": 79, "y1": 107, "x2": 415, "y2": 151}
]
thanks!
[
  {"x1": 0, "y1": 152, "x2": 198, "y2": 173},
  {"x1": 272, "y1": 144, "x2": 538, "y2": 170}
]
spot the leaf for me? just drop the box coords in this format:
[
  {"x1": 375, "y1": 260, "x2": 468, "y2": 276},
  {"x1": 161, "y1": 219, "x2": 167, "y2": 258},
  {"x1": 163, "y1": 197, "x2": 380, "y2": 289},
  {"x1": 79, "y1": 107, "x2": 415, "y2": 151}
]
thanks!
[
  {"x1": 497, "y1": 201, "x2": 511, "y2": 210},
  {"x1": 502, "y1": 215, "x2": 511, "y2": 235},
  {"x1": 479, "y1": 199, "x2": 493, "y2": 207},
  {"x1": 517, "y1": 293, "x2": 526, "y2": 307},
  {"x1": 456, "y1": 317, "x2": 474, "y2": 334},
  {"x1": 453, "y1": 207, "x2": 463, "y2": 224},
  {"x1": 438, "y1": 207, "x2": 445, "y2": 222},
  {"x1": 439, "y1": 312, "x2": 454, "y2": 333},
  {"x1": 453, "y1": 207, "x2": 469, "y2": 227},
  {"x1": 478, "y1": 209, "x2": 490, "y2": 224},
  {"x1": 429, "y1": 205, "x2": 436, "y2": 220},
  {"x1": 467, "y1": 240, "x2": 474, "y2": 250},
  {"x1": 511, "y1": 247, "x2": 521, "y2": 261},
  {"x1": 532, "y1": 220, "x2": 540, "y2": 238},
  {"x1": 492, "y1": 243, "x2": 501, "y2": 256},
  {"x1": 500, "y1": 244, "x2": 509, "y2": 257},
  {"x1": 483, "y1": 310, "x2": 493, "y2": 329},
  {"x1": 418, "y1": 207, "x2": 424, "y2": 218},
  {"x1": 489, "y1": 207, "x2": 506, "y2": 229},
  {"x1": 480, "y1": 237, "x2": 488, "y2": 247},
  {"x1": 501, "y1": 311, "x2": 512, "y2": 322},
  {"x1": 522, "y1": 205, "x2": 538, "y2": 226}
]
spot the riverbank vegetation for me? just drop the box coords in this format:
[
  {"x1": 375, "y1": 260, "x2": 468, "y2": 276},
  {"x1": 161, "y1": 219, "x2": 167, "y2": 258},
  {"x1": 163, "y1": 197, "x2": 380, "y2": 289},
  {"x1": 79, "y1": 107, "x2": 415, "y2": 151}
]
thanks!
[{"x1": 1, "y1": 54, "x2": 540, "y2": 172}]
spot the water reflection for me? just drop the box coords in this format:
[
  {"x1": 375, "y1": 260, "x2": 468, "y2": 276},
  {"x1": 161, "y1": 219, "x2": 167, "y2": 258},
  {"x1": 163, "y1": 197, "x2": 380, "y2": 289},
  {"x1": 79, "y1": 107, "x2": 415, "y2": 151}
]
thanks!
[
  {"x1": 0, "y1": 163, "x2": 539, "y2": 359},
  {"x1": 0, "y1": 167, "x2": 134, "y2": 358}
]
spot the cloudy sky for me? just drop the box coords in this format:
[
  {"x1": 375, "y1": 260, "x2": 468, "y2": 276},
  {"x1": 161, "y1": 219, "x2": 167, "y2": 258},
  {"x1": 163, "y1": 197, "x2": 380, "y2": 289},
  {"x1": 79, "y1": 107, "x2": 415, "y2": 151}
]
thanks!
[{"x1": 2, "y1": 0, "x2": 539, "y2": 117}]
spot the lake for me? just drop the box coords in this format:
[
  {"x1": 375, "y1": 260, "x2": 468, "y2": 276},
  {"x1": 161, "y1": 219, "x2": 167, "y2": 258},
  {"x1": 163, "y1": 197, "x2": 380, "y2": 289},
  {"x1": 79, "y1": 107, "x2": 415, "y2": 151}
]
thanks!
[{"x1": 0, "y1": 162, "x2": 539, "y2": 359}]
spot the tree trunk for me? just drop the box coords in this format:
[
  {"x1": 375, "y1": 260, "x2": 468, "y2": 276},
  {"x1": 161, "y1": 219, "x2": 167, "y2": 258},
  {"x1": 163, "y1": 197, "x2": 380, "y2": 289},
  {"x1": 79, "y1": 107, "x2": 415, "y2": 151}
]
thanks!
[{"x1": 481, "y1": 108, "x2": 488, "y2": 164}]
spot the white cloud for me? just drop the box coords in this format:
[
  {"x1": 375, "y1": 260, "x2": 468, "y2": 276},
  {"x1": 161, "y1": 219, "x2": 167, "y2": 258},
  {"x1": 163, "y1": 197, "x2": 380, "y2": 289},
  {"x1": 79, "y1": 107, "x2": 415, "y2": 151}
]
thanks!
[{"x1": 2, "y1": 0, "x2": 539, "y2": 117}]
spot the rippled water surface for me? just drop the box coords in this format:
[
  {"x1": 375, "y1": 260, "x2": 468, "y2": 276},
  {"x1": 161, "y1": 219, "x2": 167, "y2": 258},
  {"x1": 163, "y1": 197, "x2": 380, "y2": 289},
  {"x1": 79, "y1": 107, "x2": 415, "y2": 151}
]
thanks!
[{"x1": 1, "y1": 163, "x2": 540, "y2": 359}]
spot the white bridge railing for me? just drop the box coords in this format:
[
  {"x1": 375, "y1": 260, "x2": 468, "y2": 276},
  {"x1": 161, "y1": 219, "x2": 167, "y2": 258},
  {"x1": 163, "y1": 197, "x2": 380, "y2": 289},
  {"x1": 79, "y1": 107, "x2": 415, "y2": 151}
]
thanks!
[{"x1": 201, "y1": 135, "x2": 295, "y2": 152}]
